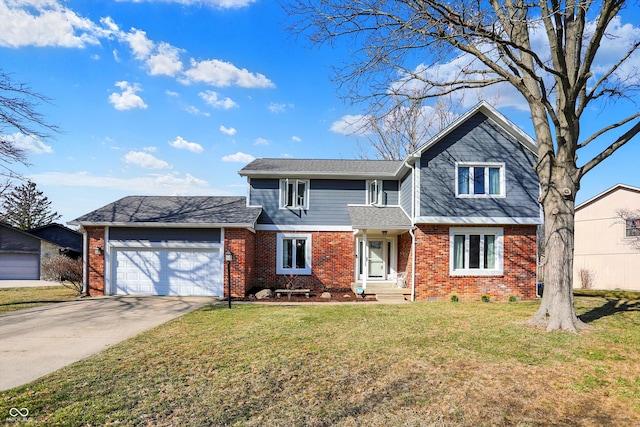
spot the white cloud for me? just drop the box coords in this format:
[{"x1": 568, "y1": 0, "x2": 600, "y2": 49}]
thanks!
[
  {"x1": 115, "y1": 0, "x2": 257, "y2": 9},
  {"x1": 30, "y1": 171, "x2": 211, "y2": 194},
  {"x1": 268, "y1": 102, "x2": 292, "y2": 113},
  {"x1": 112, "y1": 49, "x2": 121, "y2": 62},
  {"x1": 4, "y1": 132, "x2": 53, "y2": 154},
  {"x1": 147, "y1": 42, "x2": 184, "y2": 76},
  {"x1": 222, "y1": 152, "x2": 255, "y2": 163},
  {"x1": 165, "y1": 90, "x2": 179, "y2": 97},
  {"x1": 291, "y1": 136, "x2": 301, "y2": 142},
  {"x1": 169, "y1": 136, "x2": 204, "y2": 153},
  {"x1": 183, "y1": 59, "x2": 275, "y2": 88},
  {"x1": 108, "y1": 81, "x2": 148, "y2": 110},
  {"x1": 143, "y1": 146, "x2": 157, "y2": 152},
  {"x1": 330, "y1": 114, "x2": 370, "y2": 136},
  {"x1": 184, "y1": 105, "x2": 210, "y2": 116},
  {"x1": 220, "y1": 125, "x2": 237, "y2": 136},
  {"x1": 199, "y1": 90, "x2": 238, "y2": 109},
  {"x1": 123, "y1": 151, "x2": 170, "y2": 169},
  {"x1": 253, "y1": 137, "x2": 269, "y2": 146},
  {"x1": 0, "y1": 0, "x2": 108, "y2": 48},
  {"x1": 123, "y1": 27, "x2": 154, "y2": 60}
]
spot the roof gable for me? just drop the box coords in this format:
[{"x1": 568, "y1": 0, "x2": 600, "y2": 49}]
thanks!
[
  {"x1": 576, "y1": 184, "x2": 640, "y2": 212},
  {"x1": 69, "y1": 196, "x2": 262, "y2": 227},
  {"x1": 411, "y1": 101, "x2": 537, "y2": 159}
]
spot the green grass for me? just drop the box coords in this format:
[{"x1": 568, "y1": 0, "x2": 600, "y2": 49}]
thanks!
[
  {"x1": 574, "y1": 288, "x2": 640, "y2": 300},
  {"x1": 1, "y1": 297, "x2": 639, "y2": 426},
  {"x1": 0, "y1": 286, "x2": 79, "y2": 314}
]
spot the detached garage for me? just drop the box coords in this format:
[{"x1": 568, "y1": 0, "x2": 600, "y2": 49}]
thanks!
[
  {"x1": 69, "y1": 196, "x2": 262, "y2": 298},
  {"x1": 0, "y1": 224, "x2": 41, "y2": 280}
]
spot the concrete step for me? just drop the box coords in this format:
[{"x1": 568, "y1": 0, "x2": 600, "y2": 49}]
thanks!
[{"x1": 375, "y1": 293, "x2": 409, "y2": 303}]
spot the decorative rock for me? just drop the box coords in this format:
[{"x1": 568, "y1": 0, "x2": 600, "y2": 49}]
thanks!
[
  {"x1": 255, "y1": 289, "x2": 273, "y2": 300},
  {"x1": 320, "y1": 292, "x2": 332, "y2": 299}
]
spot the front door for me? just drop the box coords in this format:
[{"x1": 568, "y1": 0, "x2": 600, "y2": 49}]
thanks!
[
  {"x1": 367, "y1": 240, "x2": 385, "y2": 278},
  {"x1": 357, "y1": 238, "x2": 394, "y2": 281}
]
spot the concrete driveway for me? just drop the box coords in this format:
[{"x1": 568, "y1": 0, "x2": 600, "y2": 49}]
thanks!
[{"x1": 0, "y1": 296, "x2": 217, "y2": 391}]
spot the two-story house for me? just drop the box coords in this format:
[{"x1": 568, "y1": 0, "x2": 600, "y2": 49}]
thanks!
[{"x1": 71, "y1": 102, "x2": 541, "y2": 301}]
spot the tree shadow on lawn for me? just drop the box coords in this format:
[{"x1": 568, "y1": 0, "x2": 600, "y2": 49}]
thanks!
[{"x1": 578, "y1": 298, "x2": 640, "y2": 323}]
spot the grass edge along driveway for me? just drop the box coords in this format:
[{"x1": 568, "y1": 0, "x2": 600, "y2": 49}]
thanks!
[{"x1": 1, "y1": 297, "x2": 639, "y2": 426}]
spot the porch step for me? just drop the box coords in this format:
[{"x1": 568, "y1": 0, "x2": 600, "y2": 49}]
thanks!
[{"x1": 375, "y1": 293, "x2": 409, "y2": 303}]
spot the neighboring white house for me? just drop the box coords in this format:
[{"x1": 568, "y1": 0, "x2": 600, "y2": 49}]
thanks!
[{"x1": 573, "y1": 184, "x2": 640, "y2": 291}]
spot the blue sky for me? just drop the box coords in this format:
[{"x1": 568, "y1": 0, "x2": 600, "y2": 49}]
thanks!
[{"x1": 1, "y1": 0, "x2": 639, "y2": 224}]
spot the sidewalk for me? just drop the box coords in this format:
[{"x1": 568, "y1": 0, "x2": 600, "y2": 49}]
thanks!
[{"x1": 0, "y1": 280, "x2": 62, "y2": 289}]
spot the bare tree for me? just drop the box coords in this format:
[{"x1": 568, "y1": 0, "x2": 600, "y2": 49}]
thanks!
[
  {"x1": 289, "y1": 1, "x2": 640, "y2": 331},
  {"x1": 0, "y1": 69, "x2": 58, "y2": 178},
  {"x1": 357, "y1": 94, "x2": 460, "y2": 160}
]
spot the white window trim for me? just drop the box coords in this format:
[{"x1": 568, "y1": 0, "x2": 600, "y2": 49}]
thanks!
[
  {"x1": 276, "y1": 232, "x2": 312, "y2": 275},
  {"x1": 455, "y1": 162, "x2": 506, "y2": 198},
  {"x1": 625, "y1": 218, "x2": 640, "y2": 238},
  {"x1": 449, "y1": 227, "x2": 504, "y2": 276},
  {"x1": 366, "y1": 179, "x2": 384, "y2": 206},
  {"x1": 279, "y1": 178, "x2": 310, "y2": 209}
]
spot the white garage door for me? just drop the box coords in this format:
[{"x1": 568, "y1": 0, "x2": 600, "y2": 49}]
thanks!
[
  {"x1": 113, "y1": 248, "x2": 222, "y2": 296},
  {"x1": 0, "y1": 253, "x2": 40, "y2": 280}
]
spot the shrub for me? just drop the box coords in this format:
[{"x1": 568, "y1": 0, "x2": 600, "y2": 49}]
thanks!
[
  {"x1": 481, "y1": 295, "x2": 490, "y2": 303},
  {"x1": 450, "y1": 295, "x2": 459, "y2": 302},
  {"x1": 42, "y1": 254, "x2": 83, "y2": 296},
  {"x1": 579, "y1": 268, "x2": 595, "y2": 289},
  {"x1": 508, "y1": 295, "x2": 517, "y2": 302}
]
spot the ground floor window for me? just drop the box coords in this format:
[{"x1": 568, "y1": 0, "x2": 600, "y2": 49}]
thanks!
[
  {"x1": 449, "y1": 228, "x2": 503, "y2": 275},
  {"x1": 276, "y1": 233, "x2": 312, "y2": 275}
]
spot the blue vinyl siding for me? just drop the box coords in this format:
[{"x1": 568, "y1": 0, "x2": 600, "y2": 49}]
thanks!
[
  {"x1": 250, "y1": 178, "x2": 400, "y2": 226},
  {"x1": 419, "y1": 112, "x2": 539, "y2": 219},
  {"x1": 400, "y1": 170, "x2": 413, "y2": 217}
]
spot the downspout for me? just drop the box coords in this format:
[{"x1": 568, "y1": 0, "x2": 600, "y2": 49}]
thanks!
[
  {"x1": 405, "y1": 159, "x2": 418, "y2": 302},
  {"x1": 410, "y1": 227, "x2": 416, "y2": 302}
]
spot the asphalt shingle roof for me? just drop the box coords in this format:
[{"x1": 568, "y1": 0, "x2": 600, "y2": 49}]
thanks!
[
  {"x1": 239, "y1": 158, "x2": 403, "y2": 177},
  {"x1": 70, "y1": 196, "x2": 262, "y2": 226},
  {"x1": 348, "y1": 206, "x2": 412, "y2": 229}
]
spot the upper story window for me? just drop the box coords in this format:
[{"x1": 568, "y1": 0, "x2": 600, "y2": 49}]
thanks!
[
  {"x1": 366, "y1": 180, "x2": 384, "y2": 205},
  {"x1": 280, "y1": 179, "x2": 309, "y2": 209},
  {"x1": 626, "y1": 219, "x2": 640, "y2": 237},
  {"x1": 456, "y1": 163, "x2": 505, "y2": 197},
  {"x1": 450, "y1": 228, "x2": 504, "y2": 276}
]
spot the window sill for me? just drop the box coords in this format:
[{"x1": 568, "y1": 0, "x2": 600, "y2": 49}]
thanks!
[{"x1": 450, "y1": 270, "x2": 503, "y2": 276}]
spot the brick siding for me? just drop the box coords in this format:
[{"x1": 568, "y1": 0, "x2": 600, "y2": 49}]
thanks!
[
  {"x1": 224, "y1": 228, "x2": 255, "y2": 297},
  {"x1": 86, "y1": 226, "x2": 105, "y2": 296},
  {"x1": 413, "y1": 224, "x2": 537, "y2": 301},
  {"x1": 253, "y1": 230, "x2": 354, "y2": 292}
]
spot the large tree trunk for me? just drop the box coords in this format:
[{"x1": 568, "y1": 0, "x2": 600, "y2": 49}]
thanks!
[{"x1": 527, "y1": 164, "x2": 591, "y2": 332}]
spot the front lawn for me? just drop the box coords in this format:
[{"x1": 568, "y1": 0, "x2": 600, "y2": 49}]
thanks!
[
  {"x1": 1, "y1": 297, "x2": 639, "y2": 426},
  {"x1": 0, "y1": 286, "x2": 79, "y2": 314}
]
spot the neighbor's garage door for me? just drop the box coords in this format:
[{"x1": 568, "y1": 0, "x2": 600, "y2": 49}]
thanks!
[
  {"x1": 113, "y1": 248, "x2": 222, "y2": 296},
  {"x1": 0, "y1": 253, "x2": 39, "y2": 280}
]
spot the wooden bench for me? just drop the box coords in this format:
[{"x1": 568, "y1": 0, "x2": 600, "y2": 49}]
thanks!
[{"x1": 275, "y1": 289, "x2": 311, "y2": 299}]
